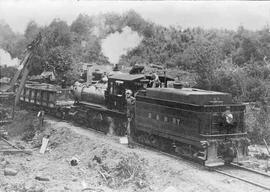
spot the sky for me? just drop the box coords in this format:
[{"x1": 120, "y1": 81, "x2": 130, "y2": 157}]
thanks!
[{"x1": 1, "y1": 0, "x2": 270, "y2": 33}]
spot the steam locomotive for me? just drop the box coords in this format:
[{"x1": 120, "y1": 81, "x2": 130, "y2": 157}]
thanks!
[{"x1": 19, "y1": 66, "x2": 249, "y2": 167}]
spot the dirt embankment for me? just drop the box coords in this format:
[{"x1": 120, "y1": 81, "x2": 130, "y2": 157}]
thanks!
[{"x1": 0, "y1": 111, "x2": 266, "y2": 192}]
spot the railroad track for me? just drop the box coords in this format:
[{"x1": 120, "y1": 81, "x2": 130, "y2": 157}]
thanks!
[
  {"x1": 48, "y1": 116, "x2": 270, "y2": 191},
  {"x1": 211, "y1": 164, "x2": 270, "y2": 191},
  {"x1": 133, "y1": 141, "x2": 270, "y2": 191}
]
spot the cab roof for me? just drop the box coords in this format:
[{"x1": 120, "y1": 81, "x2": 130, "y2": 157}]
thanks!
[
  {"x1": 144, "y1": 87, "x2": 232, "y2": 105},
  {"x1": 109, "y1": 73, "x2": 145, "y2": 82}
]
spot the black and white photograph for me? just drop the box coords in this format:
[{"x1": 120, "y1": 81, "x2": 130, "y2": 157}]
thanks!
[{"x1": 1, "y1": 0, "x2": 270, "y2": 191}]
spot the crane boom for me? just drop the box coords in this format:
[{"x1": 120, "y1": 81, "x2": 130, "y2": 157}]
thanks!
[
  {"x1": 14, "y1": 53, "x2": 34, "y2": 106},
  {"x1": 1, "y1": 33, "x2": 42, "y2": 106},
  {"x1": 5, "y1": 52, "x2": 33, "y2": 92}
]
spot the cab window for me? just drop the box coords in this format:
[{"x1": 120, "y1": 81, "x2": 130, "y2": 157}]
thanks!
[{"x1": 113, "y1": 81, "x2": 124, "y2": 96}]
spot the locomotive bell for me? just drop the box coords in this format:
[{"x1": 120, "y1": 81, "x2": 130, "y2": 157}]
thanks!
[{"x1": 173, "y1": 82, "x2": 183, "y2": 89}]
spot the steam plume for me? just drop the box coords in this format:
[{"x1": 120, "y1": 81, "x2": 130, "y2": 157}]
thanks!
[
  {"x1": 0, "y1": 49, "x2": 20, "y2": 67},
  {"x1": 101, "y1": 26, "x2": 142, "y2": 64}
]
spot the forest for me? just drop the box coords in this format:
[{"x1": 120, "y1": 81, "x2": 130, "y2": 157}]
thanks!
[
  {"x1": 1, "y1": 10, "x2": 270, "y2": 142},
  {"x1": 1, "y1": 10, "x2": 270, "y2": 102}
]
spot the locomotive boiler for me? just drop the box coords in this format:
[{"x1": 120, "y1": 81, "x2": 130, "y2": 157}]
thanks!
[
  {"x1": 72, "y1": 83, "x2": 107, "y2": 106},
  {"x1": 133, "y1": 85, "x2": 249, "y2": 166}
]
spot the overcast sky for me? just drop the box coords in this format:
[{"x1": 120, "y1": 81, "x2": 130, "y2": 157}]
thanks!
[{"x1": 1, "y1": 0, "x2": 270, "y2": 33}]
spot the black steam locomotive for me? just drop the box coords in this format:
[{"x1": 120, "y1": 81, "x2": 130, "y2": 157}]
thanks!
[{"x1": 19, "y1": 67, "x2": 249, "y2": 167}]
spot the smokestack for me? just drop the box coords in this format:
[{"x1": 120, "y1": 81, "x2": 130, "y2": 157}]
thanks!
[{"x1": 87, "y1": 64, "x2": 93, "y2": 84}]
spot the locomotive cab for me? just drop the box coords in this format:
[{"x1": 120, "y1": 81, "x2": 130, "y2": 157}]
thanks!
[{"x1": 105, "y1": 73, "x2": 147, "y2": 112}]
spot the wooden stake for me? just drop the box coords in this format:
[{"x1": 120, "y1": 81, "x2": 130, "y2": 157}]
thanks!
[
  {"x1": 97, "y1": 169, "x2": 107, "y2": 182},
  {"x1": 263, "y1": 139, "x2": 270, "y2": 155},
  {"x1": 0, "y1": 137, "x2": 32, "y2": 155},
  {"x1": 263, "y1": 139, "x2": 270, "y2": 172}
]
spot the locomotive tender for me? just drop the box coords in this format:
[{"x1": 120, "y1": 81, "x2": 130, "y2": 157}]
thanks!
[
  {"x1": 19, "y1": 70, "x2": 249, "y2": 167},
  {"x1": 134, "y1": 86, "x2": 248, "y2": 166}
]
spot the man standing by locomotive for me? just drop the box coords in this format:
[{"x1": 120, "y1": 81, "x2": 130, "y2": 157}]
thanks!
[
  {"x1": 126, "y1": 89, "x2": 135, "y2": 147},
  {"x1": 150, "y1": 71, "x2": 160, "y2": 88}
]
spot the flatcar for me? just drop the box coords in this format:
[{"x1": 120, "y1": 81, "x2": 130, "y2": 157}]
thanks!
[
  {"x1": 133, "y1": 84, "x2": 249, "y2": 166},
  {"x1": 19, "y1": 83, "x2": 73, "y2": 118}
]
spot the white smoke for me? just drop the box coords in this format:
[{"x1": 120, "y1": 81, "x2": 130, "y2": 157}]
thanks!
[
  {"x1": 0, "y1": 49, "x2": 20, "y2": 67},
  {"x1": 101, "y1": 26, "x2": 142, "y2": 64}
]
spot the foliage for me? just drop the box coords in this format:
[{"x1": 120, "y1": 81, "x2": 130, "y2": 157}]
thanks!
[
  {"x1": 1, "y1": 11, "x2": 270, "y2": 102},
  {"x1": 182, "y1": 39, "x2": 221, "y2": 89},
  {"x1": 70, "y1": 14, "x2": 94, "y2": 37},
  {"x1": 0, "y1": 65, "x2": 18, "y2": 79},
  {"x1": 246, "y1": 102, "x2": 270, "y2": 144},
  {"x1": 24, "y1": 20, "x2": 41, "y2": 42},
  {"x1": 44, "y1": 19, "x2": 73, "y2": 49},
  {"x1": 0, "y1": 22, "x2": 16, "y2": 55},
  {"x1": 211, "y1": 66, "x2": 245, "y2": 101}
]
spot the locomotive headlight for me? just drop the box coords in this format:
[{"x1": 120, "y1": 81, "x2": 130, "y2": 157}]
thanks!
[
  {"x1": 223, "y1": 111, "x2": 234, "y2": 124},
  {"x1": 225, "y1": 113, "x2": 233, "y2": 124}
]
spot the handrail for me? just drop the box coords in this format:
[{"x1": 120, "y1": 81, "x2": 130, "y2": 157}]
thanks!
[{"x1": 200, "y1": 132, "x2": 247, "y2": 138}]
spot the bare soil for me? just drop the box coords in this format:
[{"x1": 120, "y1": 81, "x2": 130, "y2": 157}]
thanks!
[{"x1": 0, "y1": 112, "x2": 268, "y2": 192}]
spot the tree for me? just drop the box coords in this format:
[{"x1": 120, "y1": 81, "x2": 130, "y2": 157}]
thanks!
[
  {"x1": 123, "y1": 10, "x2": 148, "y2": 34},
  {"x1": 103, "y1": 13, "x2": 124, "y2": 33},
  {"x1": 0, "y1": 22, "x2": 23, "y2": 58},
  {"x1": 0, "y1": 65, "x2": 18, "y2": 79},
  {"x1": 46, "y1": 46, "x2": 72, "y2": 76},
  {"x1": 44, "y1": 19, "x2": 72, "y2": 49},
  {"x1": 241, "y1": 37, "x2": 261, "y2": 62},
  {"x1": 26, "y1": 19, "x2": 73, "y2": 77},
  {"x1": 71, "y1": 14, "x2": 94, "y2": 37},
  {"x1": 25, "y1": 21, "x2": 41, "y2": 41},
  {"x1": 182, "y1": 39, "x2": 221, "y2": 89}
]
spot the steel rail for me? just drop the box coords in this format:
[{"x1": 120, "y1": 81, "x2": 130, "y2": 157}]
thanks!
[
  {"x1": 230, "y1": 163, "x2": 270, "y2": 178},
  {"x1": 134, "y1": 142, "x2": 270, "y2": 191},
  {"x1": 133, "y1": 141, "x2": 204, "y2": 170},
  {"x1": 213, "y1": 168, "x2": 270, "y2": 191}
]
